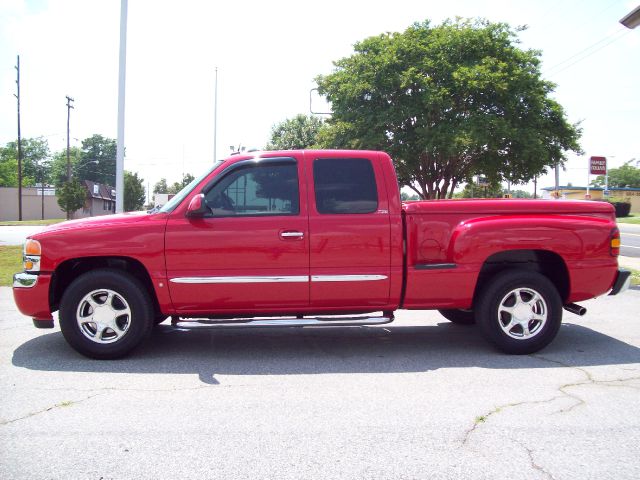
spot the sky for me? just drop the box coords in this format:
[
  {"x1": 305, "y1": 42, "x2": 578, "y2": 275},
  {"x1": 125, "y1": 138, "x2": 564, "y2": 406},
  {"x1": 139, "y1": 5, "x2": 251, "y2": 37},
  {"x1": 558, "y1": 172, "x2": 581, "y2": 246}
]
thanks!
[{"x1": 1, "y1": 0, "x2": 639, "y2": 198}]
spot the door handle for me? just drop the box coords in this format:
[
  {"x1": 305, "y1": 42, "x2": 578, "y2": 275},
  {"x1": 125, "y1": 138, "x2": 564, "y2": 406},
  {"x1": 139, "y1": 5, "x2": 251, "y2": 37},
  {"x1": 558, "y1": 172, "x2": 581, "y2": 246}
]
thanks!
[{"x1": 280, "y1": 231, "x2": 304, "y2": 239}]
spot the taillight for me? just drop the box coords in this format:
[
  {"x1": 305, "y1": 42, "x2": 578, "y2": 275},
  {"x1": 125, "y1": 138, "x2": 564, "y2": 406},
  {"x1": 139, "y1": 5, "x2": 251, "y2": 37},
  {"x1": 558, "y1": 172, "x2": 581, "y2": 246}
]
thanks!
[{"x1": 610, "y1": 228, "x2": 621, "y2": 257}]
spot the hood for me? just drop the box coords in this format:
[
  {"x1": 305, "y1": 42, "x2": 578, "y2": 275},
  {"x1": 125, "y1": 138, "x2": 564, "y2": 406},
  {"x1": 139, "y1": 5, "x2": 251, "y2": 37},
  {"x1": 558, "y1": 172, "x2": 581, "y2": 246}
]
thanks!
[{"x1": 31, "y1": 211, "x2": 154, "y2": 239}]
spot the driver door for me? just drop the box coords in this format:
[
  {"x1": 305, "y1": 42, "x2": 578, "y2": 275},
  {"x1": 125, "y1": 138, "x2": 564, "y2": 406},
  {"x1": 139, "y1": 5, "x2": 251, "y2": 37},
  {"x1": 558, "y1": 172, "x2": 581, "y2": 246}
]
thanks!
[{"x1": 165, "y1": 157, "x2": 309, "y2": 314}]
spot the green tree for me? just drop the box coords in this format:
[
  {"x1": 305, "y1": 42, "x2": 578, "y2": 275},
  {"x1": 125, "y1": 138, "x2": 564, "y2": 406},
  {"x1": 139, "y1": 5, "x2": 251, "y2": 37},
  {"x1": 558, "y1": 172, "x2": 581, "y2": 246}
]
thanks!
[
  {"x1": 593, "y1": 161, "x2": 640, "y2": 188},
  {"x1": 49, "y1": 146, "x2": 82, "y2": 187},
  {"x1": 57, "y1": 179, "x2": 86, "y2": 219},
  {"x1": 153, "y1": 178, "x2": 169, "y2": 194},
  {"x1": 78, "y1": 134, "x2": 116, "y2": 184},
  {"x1": 316, "y1": 19, "x2": 581, "y2": 199},
  {"x1": 124, "y1": 171, "x2": 146, "y2": 211},
  {"x1": 168, "y1": 173, "x2": 196, "y2": 194},
  {"x1": 265, "y1": 114, "x2": 324, "y2": 150},
  {"x1": 0, "y1": 137, "x2": 50, "y2": 187},
  {"x1": 455, "y1": 180, "x2": 504, "y2": 198}
]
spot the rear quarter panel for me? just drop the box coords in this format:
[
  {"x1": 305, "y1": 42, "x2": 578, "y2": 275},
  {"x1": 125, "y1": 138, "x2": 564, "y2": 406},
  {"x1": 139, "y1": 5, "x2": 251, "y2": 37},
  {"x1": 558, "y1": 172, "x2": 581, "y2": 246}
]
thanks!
[{"x1": 403, "y1": 202, "x2": 618, "y2": 309}]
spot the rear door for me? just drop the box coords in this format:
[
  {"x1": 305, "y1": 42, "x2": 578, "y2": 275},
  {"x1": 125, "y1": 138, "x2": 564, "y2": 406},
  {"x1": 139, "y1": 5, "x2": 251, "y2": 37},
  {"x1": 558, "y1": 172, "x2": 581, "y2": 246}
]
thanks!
[{"x1": 306, "y1": 152, "x2": 392, "y2": 309}]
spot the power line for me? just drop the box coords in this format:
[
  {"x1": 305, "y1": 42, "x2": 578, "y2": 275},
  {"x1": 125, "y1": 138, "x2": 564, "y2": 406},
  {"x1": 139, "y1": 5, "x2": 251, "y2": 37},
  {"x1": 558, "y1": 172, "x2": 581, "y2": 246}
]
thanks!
[{"x1": 544, "y1": 27, "x2": 631, "y2": 77}]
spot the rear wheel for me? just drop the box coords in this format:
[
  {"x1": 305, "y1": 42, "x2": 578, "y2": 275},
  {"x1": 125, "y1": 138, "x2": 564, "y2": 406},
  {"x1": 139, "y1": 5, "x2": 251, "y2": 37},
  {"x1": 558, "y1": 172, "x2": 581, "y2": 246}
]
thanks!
[
  {"x1": 475, "y1": 269, "x2": 562, "y2": 354},
  {"x1": 59, "y1": 269, "x2": 154, "y2": 359},
  {"x1": 438, "y1": 309, "x2": 475, "y2": 325}
]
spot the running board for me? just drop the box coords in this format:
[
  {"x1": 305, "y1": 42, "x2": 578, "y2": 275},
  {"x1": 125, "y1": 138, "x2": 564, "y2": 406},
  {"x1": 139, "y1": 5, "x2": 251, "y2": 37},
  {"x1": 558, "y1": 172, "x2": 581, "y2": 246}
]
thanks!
[{"x1": 170, "y1": 313, "x2": 394, "y2": 330}]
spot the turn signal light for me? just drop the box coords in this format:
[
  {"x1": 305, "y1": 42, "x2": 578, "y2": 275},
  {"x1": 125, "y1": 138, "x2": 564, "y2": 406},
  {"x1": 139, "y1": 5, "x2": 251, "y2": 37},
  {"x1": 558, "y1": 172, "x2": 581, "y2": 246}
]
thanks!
[
  {"x1": 24, "y1": 239, "x2": 41, "y2": 256},
  {"x1": 610, "y1": 228, "x2": 620, "y2": 257}
]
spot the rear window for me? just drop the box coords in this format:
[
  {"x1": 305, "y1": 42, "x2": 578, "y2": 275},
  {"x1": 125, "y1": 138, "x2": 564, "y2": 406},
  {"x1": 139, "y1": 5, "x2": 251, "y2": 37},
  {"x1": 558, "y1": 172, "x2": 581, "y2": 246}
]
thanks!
[{"x1": 313, "y1": 158, "x2": 378, "y2": 214}]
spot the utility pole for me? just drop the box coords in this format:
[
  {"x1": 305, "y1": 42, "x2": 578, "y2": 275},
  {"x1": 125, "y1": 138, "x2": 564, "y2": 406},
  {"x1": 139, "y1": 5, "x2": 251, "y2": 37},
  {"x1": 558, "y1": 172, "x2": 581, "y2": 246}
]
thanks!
[
  {"x1": 66, "y1": 95, "x2": 74, "y2": 180},
  {"x1": 15, "y1": 55, "x2": 23, "y2": 221},
  {"x1": 65, "y1": 95, "x2": 74, "y2": 220}
]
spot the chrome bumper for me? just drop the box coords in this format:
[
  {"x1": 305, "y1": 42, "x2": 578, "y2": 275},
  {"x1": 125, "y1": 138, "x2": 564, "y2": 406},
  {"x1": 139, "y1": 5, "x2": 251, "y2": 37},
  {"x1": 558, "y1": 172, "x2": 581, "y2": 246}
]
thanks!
[
  {"x1": 13, "y1": 272, "x2": 38, "y2": 288},
  {"x1": 609, "y1": 269, "x2": 631, "y2": 296}
]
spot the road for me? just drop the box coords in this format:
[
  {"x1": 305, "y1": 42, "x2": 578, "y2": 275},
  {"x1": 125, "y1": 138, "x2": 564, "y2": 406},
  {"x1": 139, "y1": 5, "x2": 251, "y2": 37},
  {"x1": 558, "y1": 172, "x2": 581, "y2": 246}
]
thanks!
[
  {"x1": 1, "y1": 287, "x2": 639, "y2": 479},
  {"x1": 620, "y1": 223, "x2": 640, "y2": 258}
]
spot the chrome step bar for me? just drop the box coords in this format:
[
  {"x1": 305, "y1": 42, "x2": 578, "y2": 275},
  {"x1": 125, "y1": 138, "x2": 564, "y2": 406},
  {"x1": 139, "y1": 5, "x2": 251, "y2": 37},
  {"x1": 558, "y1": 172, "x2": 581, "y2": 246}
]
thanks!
[{"x1": 170, "y1": 313, "x2": 394, "y2": 330}]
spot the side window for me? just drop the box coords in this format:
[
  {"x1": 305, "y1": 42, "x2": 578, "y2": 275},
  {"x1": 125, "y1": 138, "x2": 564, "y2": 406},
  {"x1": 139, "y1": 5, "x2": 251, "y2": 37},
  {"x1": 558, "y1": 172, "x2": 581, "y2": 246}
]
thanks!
[
  {"x1": 313, "y1": 158, "x2": 378, "y2": 214},
  {"x1": 204, "y1": 162, "x2": 299, "y2": 217}
]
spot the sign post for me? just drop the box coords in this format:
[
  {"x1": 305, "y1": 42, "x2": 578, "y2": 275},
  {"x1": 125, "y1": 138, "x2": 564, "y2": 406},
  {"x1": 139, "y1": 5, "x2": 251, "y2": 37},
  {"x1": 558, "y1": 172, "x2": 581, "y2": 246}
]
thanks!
[{"x1": 589, "y1": 156, "x2": 607, "y2": 200}]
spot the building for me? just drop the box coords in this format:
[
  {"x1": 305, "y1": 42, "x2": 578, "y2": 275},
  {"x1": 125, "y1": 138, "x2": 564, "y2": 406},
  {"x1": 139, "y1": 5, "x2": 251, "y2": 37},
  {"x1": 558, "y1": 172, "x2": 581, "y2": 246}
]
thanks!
[
  {"x1": 0, "y1": 186, "x2": 66, "y2": 221},
  {"x1": 77, "y1": 180, "x2": 116, "y2": 218},
  {"x1": 540, "y1": 186, "x2": 640, "y2": 213}
]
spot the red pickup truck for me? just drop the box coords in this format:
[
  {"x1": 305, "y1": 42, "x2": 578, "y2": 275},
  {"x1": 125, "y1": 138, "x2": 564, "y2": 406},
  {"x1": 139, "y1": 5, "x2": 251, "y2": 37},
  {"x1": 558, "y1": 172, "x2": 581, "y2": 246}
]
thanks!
[{"x1": 13, "y1": 150, "x2": 630, "y2": 359}]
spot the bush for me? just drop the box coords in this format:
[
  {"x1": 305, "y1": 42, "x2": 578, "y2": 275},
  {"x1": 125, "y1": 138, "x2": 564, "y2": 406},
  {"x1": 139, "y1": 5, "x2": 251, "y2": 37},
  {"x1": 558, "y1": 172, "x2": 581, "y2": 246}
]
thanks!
[{"x1": 600, "y1": 199, "x2": 632, "y2": 217}]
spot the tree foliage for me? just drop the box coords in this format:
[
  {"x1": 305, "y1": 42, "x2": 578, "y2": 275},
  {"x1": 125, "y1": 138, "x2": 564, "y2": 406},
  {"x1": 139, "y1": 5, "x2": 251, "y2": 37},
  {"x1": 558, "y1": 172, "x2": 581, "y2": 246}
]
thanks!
[
  {"x1": 0, "y1": 137, "x2": 50, "y2": 187},
  {"x1": 265, "y1": 114, "x2": 324, "y2": 150},
  {"x1": 78, "y1": 134, "x2": 116, "y2": 185},
  {"x1": 57, "y1": 179, "x2": 86, "y2": 218},
  {"x1": 48, "y1": 146, "x2": 82, "y2": 187},
  {"x1": 124, "y1": 171, "x2": 146, "y2": 211},
  {"x1": 316, "y1": 19, "x2": 581, "y2": 199},
  {"x1": 593, "y1": 161, "x2": 640, "y2": 188},
  {"x1": 153, "y1": 178, "x2": 169, "y2": 194},
  {"x1": 168, "y1": 173, "x2": 195, "y2": 194}
]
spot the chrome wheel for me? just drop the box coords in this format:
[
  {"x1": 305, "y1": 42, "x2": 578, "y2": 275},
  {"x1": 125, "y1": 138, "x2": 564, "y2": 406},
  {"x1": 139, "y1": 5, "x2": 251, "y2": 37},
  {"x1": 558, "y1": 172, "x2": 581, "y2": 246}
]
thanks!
[
  {"x1": 76, "y1": 289, "x2": 132, "y2": 344},
  {"x1": 497, "y1": 287, "x2": 547, "y2": 340}
]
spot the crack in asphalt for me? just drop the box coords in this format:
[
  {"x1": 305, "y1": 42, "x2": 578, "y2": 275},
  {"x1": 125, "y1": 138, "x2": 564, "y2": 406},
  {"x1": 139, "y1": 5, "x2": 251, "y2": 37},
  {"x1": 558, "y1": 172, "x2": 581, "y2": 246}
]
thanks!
[
  {"x1": 461, "y1": 354, "x2": 640, "y2": 445},
  {"x1": 461, "y1": 395, "x2": 565, "y2": 446},
  {"x1": 0, "y1": 392, "x2": 104, "y2": 426},
  {"x1": 511, "y1": 437, "x2": 556, "y2": 480}
]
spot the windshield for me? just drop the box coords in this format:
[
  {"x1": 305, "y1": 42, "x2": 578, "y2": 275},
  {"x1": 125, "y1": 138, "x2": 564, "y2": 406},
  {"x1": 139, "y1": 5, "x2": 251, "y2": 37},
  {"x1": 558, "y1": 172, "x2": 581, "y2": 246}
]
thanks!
[{"x1": 157, "y1": 162, "x2": 223, "y2": 214}]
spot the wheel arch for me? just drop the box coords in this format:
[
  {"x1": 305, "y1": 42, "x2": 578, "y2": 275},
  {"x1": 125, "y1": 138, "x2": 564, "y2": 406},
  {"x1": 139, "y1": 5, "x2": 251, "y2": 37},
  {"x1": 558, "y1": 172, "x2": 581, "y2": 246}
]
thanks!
[
  {"x1": 51, "y1": 256, "x2": 160, "y2": 316},
  {"x1": 472, "y1": 249, "x2": 570, "y2": 307}
]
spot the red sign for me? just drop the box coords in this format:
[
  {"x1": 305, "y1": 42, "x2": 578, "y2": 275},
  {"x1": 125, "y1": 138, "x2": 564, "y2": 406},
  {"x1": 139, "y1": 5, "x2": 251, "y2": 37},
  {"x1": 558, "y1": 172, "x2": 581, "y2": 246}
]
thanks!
[{"x1": 590, "y1": 156, "x2": 607, "y2": 175}]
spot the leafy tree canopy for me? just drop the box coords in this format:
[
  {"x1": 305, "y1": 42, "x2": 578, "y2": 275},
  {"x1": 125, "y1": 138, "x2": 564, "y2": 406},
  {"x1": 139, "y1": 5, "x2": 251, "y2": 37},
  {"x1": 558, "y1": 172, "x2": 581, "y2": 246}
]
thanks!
[
  {"x1": 0, "y1": 137, "x2": 50, "y2": 187},
  {"x1": 265, "y1": 114, "x2": 324, "y2": 150},
  {"x1": 57, "y1": 178, "x2": 86, "y2": 218},
  {"x1": 593, "y1": 161, "x2": 640, "y2": 188},
  {"x1": 316, "y1": 18, "x2": 581, "y2": 199},
  {"x1": 49, "y1": 146, "x2": 82, "y2": 187},
  {"x1": 168, "y1": 173, "x2": 195, "y2": 194},
  {"x1": 124, "y1": 171, "x2": 146, "y2": 211},
  {"x1": 78, "y1": 134, "x2": 116, "y2": 185}
]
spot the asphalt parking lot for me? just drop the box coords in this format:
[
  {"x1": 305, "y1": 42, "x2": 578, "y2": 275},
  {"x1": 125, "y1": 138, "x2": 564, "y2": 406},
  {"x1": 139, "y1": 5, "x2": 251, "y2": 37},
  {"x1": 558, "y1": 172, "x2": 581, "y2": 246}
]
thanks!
[{"x1": 1, "y1": 287, "x2": 639, "y2": 480}]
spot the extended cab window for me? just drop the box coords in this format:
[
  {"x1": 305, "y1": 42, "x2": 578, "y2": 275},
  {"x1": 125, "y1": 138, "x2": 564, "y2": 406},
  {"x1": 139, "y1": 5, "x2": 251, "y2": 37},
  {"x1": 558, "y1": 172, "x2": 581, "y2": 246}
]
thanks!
[
  {"x1": 313, "y1": 158, "x2": 378, "y2": 214},
  {"x1": 204, "y1": 161, "x2": 299, "y2": 217}
]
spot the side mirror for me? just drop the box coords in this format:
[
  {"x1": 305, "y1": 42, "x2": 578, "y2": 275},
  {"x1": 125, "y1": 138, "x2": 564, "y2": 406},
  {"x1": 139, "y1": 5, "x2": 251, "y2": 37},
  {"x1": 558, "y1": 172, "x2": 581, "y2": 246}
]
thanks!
[{"x1": 186, "y1": 194, "x2": 208, "y2": 217}]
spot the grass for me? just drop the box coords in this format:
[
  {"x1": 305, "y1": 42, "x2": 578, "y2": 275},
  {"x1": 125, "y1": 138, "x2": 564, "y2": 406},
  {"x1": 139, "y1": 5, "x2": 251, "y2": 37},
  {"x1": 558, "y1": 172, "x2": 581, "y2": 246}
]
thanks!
[
  {"x1": 629, "y1": 268, "x2": 640, "y2": 287},
  {"x1": 0, "y1": 245, "x2": 23, "y2": 287},
  {"x1": 617, "y1": 214, "x2": 640, "y2": 225},
  {"x1": 0, "y1": 219, "x2": 64, "y2": 226}
]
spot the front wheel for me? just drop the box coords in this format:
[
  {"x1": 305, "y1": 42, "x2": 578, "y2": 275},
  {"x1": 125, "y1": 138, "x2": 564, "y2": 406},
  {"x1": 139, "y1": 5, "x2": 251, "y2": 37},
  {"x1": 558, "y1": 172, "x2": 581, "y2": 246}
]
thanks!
[
  {"x1": 475, "y1": 270, "x2": 562, "y2": 354},
  {"x1": 59, "y1": 269, "x2": 154, "y2": 359}
]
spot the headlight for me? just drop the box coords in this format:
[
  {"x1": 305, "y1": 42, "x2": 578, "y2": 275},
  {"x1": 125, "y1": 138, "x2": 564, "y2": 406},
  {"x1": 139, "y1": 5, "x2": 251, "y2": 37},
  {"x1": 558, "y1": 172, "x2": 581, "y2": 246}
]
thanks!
[{"x1": 23, "y1": 239, "x2": 41, "y2": 272}]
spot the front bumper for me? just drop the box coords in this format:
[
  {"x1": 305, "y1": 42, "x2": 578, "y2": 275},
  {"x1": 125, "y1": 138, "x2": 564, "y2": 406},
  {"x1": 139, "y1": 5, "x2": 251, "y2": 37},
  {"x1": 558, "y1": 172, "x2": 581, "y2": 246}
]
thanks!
[
  {"x1": 609, "y1": 268, "x2": 631, "y2": 296},
  {"x1": 13, "y1": 272, "x2": 54, "y2": 325}
]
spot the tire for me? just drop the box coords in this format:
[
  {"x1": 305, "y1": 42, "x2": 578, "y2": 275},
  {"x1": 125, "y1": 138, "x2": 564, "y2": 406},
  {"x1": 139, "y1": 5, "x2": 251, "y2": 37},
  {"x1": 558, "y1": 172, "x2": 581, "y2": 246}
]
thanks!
[
  {"x1": 59, "y1": 269, "x2": 154, "y2": 359},
  {"x1": 475, "y1": 269, "x2": 562, "y2": 355},
  {"x1": 439, "y1": 309, "x2": 475, "y2": 325}
]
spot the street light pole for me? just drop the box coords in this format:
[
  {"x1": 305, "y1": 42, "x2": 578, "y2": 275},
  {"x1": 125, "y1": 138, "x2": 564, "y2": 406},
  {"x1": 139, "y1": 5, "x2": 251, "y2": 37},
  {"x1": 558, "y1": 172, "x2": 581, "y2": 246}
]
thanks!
[{"x1": 115, "y1": 0, "x2": 128, "y2": 213}]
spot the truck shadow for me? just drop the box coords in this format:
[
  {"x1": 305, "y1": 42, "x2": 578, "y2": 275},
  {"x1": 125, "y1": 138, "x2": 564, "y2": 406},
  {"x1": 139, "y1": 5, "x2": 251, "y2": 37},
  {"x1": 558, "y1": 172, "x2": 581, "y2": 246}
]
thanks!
[{"x1": 12, "y1": 321, "x2": 640, "y2": 385}]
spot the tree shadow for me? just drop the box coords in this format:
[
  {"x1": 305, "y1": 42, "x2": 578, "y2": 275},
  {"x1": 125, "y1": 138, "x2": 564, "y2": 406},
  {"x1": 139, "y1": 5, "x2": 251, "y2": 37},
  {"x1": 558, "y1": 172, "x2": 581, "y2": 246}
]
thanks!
[{"x1": 12, "y1": 321, "x2": 640, "y2": 385}]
